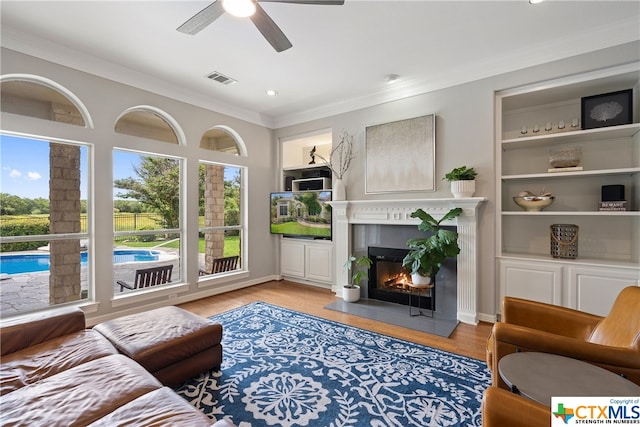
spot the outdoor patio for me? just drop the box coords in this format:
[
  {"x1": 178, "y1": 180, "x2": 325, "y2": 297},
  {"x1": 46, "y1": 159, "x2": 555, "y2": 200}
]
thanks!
[{"x1": 0, "y1": 257, "x2": 183, "y2": 318}]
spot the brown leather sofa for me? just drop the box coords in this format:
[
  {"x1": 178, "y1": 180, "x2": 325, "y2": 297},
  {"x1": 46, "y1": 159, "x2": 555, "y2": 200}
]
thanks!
[
  {"x1": 0, "y1": 307, "x2": 215, "y2": 426},
  {"x1": 486, "y1": 285, "x2": 640, "y2": 389},
  {"x1": 482, "y1": 386, "x2": 549, "y2": 426}
]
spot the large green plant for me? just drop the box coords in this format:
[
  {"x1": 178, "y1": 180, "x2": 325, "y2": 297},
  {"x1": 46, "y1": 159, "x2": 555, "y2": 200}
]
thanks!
[{"x1": 402, "y1": 207, "x2": 462, "y2": 278}]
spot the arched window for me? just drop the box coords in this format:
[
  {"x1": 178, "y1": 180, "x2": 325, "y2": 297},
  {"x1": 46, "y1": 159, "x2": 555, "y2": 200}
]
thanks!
[
  {"x1": 115, "y1": 106, "x2": 184, "y2": 145},
  {"x1": 0, "y1": 74, "x2": 92, "y2": 127},
  {"x1": 200, "y1": 126, "x2": 247, "y2": 156}
]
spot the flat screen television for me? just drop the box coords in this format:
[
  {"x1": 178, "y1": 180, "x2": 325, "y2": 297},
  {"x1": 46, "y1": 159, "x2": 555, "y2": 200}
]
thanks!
[{"x1": 270, "y1": 190, "x2": 332, "y2": 240}]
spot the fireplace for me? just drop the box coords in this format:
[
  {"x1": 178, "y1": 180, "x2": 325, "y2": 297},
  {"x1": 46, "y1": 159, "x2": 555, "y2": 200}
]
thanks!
[
  {"x1": 368, "y1": 246, "x2": 436, "y2": 309},
  {"x1": 329, "y1": 198, "x2": 485, "y2": 324}
]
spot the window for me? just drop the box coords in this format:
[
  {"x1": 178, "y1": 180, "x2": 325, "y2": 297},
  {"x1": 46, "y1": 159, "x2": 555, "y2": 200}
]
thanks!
[
  {"x1": 0, "y1": 134, "x2": 90, "y2": 317},
  {"x1": 113, "y1": 150, "x2": 182, "y2": 293},
  {"x1": 0, "y1": 77, "x2": 88, "y2": 127},
  {"x1": 115, "y1": 108, "x2": 180, "y2": 144},
  {"x1": 198, "y1": 162, "x2": 243, "y2": 277},
  {"x1": 200, "y1": 128, "x2": 243, "y2": 155}
]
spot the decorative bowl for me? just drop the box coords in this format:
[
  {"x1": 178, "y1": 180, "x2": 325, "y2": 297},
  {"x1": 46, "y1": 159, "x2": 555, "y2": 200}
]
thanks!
[{"x1": 513, "y1": 195, "x2": 555, "y2": 212}]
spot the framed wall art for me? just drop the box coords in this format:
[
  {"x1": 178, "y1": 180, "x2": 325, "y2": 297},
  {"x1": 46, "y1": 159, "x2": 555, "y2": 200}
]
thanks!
[
  {"x1": 365, "y1": 114, "x2": 435, "y2": 194},
  {"x1": 581, "y1": 89, "x2": 633, "y2": 130}
]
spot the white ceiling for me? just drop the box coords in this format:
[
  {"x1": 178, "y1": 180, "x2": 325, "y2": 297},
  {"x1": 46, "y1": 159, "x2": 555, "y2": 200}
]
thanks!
[{"x1": 1, "y1": 1, "x2": 639, "y2": 128}]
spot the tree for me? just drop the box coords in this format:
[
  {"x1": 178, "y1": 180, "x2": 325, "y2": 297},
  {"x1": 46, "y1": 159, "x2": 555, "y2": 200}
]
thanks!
[{"x1": 114, "y1": 157, "x2": 180, "y2": 229}]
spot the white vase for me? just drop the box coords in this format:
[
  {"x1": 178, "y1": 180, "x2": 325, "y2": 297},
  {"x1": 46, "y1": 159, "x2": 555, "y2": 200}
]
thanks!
[
  {"x1": 450, "y1": 180, "x2": 475, "y2": 198},
  {"x1": 342, "y1": 285, "x2": 360, "y2": 302},
  {"x1": 410, "y1": 273, "x2": 432, "y2": 287},
  {"x1": 333, "y1": 178, "x2": 346, "y2": 201}
]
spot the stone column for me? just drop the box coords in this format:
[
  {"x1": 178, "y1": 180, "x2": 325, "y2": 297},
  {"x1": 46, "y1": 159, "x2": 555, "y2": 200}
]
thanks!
[
  {"x1": 49, "y1": 143, "x2": 82, "y2": 303},
  {"x1": 203, "y1": 164, "x2": 225, "y2": 273}
]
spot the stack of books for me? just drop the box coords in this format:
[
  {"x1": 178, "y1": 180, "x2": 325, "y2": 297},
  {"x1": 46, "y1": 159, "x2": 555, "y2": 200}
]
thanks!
[{"x1": 599, "y1": 201, "x2": 627, "y2": 211}]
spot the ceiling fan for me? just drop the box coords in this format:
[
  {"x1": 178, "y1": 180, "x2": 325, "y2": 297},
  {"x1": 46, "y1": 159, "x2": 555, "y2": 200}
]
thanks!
[{"x1": 177, "y1": 0, "x2": 345, "y2": 53}]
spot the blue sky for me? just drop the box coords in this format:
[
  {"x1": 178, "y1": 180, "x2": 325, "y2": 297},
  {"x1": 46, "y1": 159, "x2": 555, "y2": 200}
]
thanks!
[{"x1": 0, "y1": 134, "x2": 132, "y2": 199}]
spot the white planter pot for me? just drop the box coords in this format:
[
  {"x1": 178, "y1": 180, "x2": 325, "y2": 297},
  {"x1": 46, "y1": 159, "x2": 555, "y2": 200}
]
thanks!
[
  {"x1": 450, "y1": 180, "x2": 476, "y2": 198},
  {"x1": 410, "y1": 273, "x2": 432, "y2": 287},
  {"x1": 342, "y1": 285, "x2": 360, "y2": 302}
]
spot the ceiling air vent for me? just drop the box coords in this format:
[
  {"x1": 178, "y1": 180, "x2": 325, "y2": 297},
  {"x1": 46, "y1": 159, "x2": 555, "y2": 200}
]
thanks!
[{"x1": 206, "y1": 71, "x2": 237, "y2": 85}]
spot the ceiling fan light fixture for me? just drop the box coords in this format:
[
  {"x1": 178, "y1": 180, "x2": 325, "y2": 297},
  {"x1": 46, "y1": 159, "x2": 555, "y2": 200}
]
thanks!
[{"x1": 222, "y1": 0, "x2": 256, "y2": 17}]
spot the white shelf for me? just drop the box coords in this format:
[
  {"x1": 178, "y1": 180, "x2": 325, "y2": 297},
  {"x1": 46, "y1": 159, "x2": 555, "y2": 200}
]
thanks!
[
  {"x1": 502, "y1": 167, "x2": 640, "y2": 180},
  {"x1": 502, "y1": 211, "x2": 639, "y2": 216},
  {"x1": 498, "y1": 253, "x2": 639, "y2": 269},
  {"x1": 283, "y1": 163, "x2": 330, "y2": 172},
  {"x1": 501, "y1": 123, "x2": 640, "y2": 148}
]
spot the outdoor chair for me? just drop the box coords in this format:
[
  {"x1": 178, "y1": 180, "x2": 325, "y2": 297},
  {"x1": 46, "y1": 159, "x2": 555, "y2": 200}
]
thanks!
[
  {"x1": 199, "y1": 256, "x2": 239, "y2": 276},
  {"x1": 117, "y1": 264, "x2": 173, "y2": 291}
]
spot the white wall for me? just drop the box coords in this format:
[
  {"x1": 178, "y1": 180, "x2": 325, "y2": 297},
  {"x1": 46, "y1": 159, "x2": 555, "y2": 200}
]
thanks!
[
  {"x1": 1, "y1": 47, "x2": 279, "y2": 322},
  {"x1": 273, "y1": 41, "x2": 640, "y2": 320}
]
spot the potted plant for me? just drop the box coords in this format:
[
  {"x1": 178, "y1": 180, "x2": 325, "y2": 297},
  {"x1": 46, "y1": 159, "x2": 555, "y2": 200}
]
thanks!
[
  {"x1": 402, "y1": 207, "x2": 462, "y2": 286},
  {"x1": 443, "y1": 166, "x2": 477, "y2": 198},
  {"x1": 342, "y1": 254, "x2": 372, "y2": 302}
]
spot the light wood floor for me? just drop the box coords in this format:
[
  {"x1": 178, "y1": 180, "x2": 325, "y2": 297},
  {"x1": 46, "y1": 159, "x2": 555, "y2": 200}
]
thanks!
[{"x1": 179, "y1": 280, "x2": 493, "y2": 361}]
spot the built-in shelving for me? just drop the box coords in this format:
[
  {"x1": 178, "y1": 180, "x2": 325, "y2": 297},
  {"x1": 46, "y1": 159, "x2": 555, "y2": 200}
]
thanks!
[{"x1": 495, "y1": 63, "x2": 640, "y2": 316}]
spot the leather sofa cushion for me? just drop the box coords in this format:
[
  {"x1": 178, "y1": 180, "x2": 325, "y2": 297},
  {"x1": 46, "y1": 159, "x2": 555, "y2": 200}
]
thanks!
[
  {"x1": 87, "y1": 387, "x2": 212, "y2": 426},
  {"x1": 0, "y1": 354, "x2": 162, "y2": 426},
  {"x1": 94, "y1": 306, "x2": 222, "y2": 373},
  {"x1": 0, "y1": 329, "x2": 118, "y2": 395},
  {"x1": 1, "y1": 307, "x2": 86, "y2": 356}
]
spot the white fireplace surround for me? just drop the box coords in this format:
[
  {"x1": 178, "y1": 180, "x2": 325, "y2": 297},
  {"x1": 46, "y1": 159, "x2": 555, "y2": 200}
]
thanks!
[{"x1": 329, "y1": 198, "x2": 486, "y2": 325}]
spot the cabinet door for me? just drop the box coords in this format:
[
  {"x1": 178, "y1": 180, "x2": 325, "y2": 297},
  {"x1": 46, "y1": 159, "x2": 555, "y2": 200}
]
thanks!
[
  {"x1": 567, "y1": 266, "x2": 639, "y2": 316},
  {"x1": 305, "y1": 243, "x2": 333, "y2": 283},
  {"x1": 499, "y1": 259, "x2": 563, "y2": 307},
  {"x1": 280, "y1": 240, "x2": 305, "y2": 278}
]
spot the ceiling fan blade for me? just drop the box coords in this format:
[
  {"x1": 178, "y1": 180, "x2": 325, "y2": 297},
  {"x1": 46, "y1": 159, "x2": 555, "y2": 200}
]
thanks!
[
  {"x1": 177, "y1": 1, "x2": 225, "y2": 35},
  {"x1": 258, "y1": 0, "x2": 345, "y2": 4},
  {"x1": 250, "y1": 3, "x2": 293, "y2": 52}
]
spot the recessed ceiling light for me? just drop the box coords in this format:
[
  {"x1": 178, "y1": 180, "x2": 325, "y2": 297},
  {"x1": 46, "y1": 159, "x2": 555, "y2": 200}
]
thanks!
[
  {"x1": 529, "y1": 0, "x2": 544, "y2": 4},
  {"x1": 266, "y1": 89, "x2": 278, "y2": 96},
  {"x1": 384, "y1": 74, "x2": 400, "y2": 84}
]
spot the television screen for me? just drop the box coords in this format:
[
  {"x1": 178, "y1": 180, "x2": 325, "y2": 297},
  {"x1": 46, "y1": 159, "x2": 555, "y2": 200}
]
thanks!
[{"x1": 270, "y1": 190, "x2": 332, "y2": 240}]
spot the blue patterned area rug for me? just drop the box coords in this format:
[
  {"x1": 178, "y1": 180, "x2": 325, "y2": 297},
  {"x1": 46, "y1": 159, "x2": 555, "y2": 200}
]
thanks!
[{"x1": 175, "y1": 302, "x2": 490, "y2": 427}]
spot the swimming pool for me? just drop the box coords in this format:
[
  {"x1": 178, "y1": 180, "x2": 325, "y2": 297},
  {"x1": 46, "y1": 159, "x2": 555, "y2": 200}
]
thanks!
[{"x1": 0, "y1": 250, "x2": 162, "y2": 275}]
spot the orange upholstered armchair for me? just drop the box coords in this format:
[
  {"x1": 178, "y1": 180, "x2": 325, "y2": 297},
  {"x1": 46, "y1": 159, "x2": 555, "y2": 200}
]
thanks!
[
  {"x1": 487, "y1": 286, "x2": 640, "y2": 390},
  {"x1": 482, "y1": 386, "x2": 549, "y2": 426}
]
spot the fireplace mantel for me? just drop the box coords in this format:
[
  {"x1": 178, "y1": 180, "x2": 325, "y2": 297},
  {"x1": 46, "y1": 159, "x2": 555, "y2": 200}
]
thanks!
[{"x1": 329, "y1": 198, "x2": 486, "y2": 325}]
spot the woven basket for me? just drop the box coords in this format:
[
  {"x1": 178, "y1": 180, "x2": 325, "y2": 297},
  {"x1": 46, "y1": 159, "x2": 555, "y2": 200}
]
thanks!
[{"x1": 550, "y1": 224, "x2": 579, "y2": 259}]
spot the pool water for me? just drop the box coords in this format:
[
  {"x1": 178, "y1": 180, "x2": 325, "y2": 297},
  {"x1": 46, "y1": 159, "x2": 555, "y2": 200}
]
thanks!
[{"x1": 0, "y1": 250, "x2": 161, "y2": 275}]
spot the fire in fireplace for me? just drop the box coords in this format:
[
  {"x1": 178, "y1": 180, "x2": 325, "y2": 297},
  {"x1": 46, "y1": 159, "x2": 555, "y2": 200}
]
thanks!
[{"x1": 367, "y1": 246, "x2": 435, "y2": 310}]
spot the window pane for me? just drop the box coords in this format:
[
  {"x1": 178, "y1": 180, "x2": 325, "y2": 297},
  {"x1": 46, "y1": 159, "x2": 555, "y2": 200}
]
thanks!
[
  {"x1": 0, "y1": 80, "x2": 85, "y2": 126},
  {"x1": 115, "y1": 110, "x2": 178, "y2": 144},
  {"x1": 113, "y1": 233, "x2": 181, "y2": 293},
  {"x1": 113, "y1": 151, "x2": 181, "y2": 230},
  {"x1": 200, "y1": 128, "x2": 240, "y2": 154},
  {"x1": 198, "y1": 163, "x2": 243, "y2": 276},
  {"x1": 0, "y1": 134, "x2": 89, "y2": 317},
  {"x1": 113, "y1": 150, "x2": 182, "y2": 294}
]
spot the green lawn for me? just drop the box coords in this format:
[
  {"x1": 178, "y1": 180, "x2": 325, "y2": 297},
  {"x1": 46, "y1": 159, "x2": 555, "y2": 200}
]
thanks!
[
  {"x1": 120, "y1": 235, "x2": 240, "y2": 257},
  {"x1": 271, "y1": 222, "x2": 330, "y2": 237}
]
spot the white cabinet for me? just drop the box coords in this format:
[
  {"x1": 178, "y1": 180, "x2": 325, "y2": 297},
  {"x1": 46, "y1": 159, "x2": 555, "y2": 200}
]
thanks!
[
  {"x1": 499, "y1": 259, "x2": 562, "y2": 305},
  {"x1": 280, "y1": 238, "x2": 333, "y2": 286},
  {"x1": 499, "y1": 258, "x2": 638, "y2": 316},
  {"x1": 496, "y1": 63, "x2": 640, "y2": 314},
  {"x1": 567, "y1": 266, "x2": 639, "y2": 316}
]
